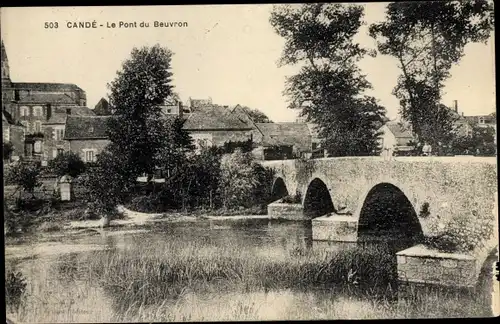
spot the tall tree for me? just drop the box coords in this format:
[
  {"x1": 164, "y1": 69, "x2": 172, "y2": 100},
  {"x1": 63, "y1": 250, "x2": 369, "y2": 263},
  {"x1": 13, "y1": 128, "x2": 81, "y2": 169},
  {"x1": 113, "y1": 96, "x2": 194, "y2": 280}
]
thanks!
[
  {"x1": 106, "y1": 44, "x2": 191, "y2": 186},
  {"x1": 369, "y1": 1, "x2": 494, "y2": 147},
  {"x1": 270, "y1": 4, "x2": 387, "y2": 156}
]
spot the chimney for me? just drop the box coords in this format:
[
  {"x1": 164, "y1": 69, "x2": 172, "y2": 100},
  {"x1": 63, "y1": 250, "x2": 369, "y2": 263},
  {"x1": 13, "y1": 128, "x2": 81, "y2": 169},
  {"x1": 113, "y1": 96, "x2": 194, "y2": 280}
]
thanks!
[
  {"x1": 177, "y1": 100, "x2": 183, "y2": 118},
  {"x1": 453, "y1": 100, "x2": 458, "y2": 113},
  {"x1": 66, "y1": 108, "x2": 71, "y2": 115},
  {"x1": 46, "y1": 104, "x2": 52, "y2": 121}
]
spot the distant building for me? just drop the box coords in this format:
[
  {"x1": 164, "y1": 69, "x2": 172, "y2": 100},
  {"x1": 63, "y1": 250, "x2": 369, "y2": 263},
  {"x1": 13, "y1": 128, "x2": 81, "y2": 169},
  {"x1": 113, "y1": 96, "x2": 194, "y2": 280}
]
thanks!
[
  {"x1": 182, "y1": 104, "x2": 254, "y2": 149},
  {"x1": 252, "y1": 122, "x2": 313, "y2": 160},
  {"x1": 64, "y1": 116, "x2": 111, "y2": 163},
  {"x1": 378, "y1": 121, "x2": 415, "y2": 156},
  {"x1": 464, "y1": 113, "x2": 496, "y2": 131},
  {"x1": 2, "y1": 110, "x2": 25, "y2": 161},
  {"x1": 1, "y1": 40, "x2": 88, "y2": 162},
  {"x1": 93, "y1": 98, "x2": 113, "y2": 116}
]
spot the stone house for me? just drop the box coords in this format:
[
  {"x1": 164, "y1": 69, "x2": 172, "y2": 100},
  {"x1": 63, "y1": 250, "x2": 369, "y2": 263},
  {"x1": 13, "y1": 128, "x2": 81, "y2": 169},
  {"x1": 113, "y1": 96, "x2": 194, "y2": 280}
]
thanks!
[
  {"x1": 182, "y1": 104, "x2": 255, "y2": 150},
  {"x1": 464, "y1": 113, "x2": 496, "y2": 131},
  {"x1": 252, "y1": 122, "x2": 313, "y2": 160},
  {"x1": 64, "y1": 116, "x2": 111, "y2": 163},
  {"x1": 1, "y1": 40, "x2": 87, "y2": 162},
  {"x1": 378, "y1": 121, "x2": 415, "y2": 156},
  {"x1": 2, "y1": 110, "x2": 25, "y2": 161},
  {"x1": 42, "y1": 106, "x2": 96, "y2": 161}
]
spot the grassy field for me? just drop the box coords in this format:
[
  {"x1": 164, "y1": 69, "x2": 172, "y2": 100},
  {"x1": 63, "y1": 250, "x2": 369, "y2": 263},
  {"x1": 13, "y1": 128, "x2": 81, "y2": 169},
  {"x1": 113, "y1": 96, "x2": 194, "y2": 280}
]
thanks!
[{"x1": 5, "y1": 233, "x2": 494, "y2": 322}]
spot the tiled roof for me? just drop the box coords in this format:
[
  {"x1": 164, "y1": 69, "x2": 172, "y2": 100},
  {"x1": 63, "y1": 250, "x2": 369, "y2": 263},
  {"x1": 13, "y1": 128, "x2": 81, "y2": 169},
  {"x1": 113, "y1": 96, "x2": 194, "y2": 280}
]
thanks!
[
  {"x1": 64, "y1": 116, "x2": 111, "y2": 140},
  {"x1": 255, "y1": 122, "x2": 312, "y2": 147},
  {"x1": 13, "y1": 82, "x2": 83, "y2": 92},
  {"x1": 44, "y1": 106, "x2": 96, "y2": 124},
  {"x1": 183, "y1": 105, "x2": 253, "y2": 130},
  {"x1": 93, "y1": 98, "x2": 112, "y2": 116},
  {"x1": 17, "y1": 93, "x2": 78, "y2": 104},
  {"x1": 385, "y1": 122, "x2": 413, "y2": 138}
]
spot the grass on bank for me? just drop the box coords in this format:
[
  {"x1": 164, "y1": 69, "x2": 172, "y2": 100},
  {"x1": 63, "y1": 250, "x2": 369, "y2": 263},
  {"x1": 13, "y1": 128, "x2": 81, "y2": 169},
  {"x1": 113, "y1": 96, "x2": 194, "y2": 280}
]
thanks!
[{"x1": 6, "y1": 235, "x2": 494, "y2": 322}]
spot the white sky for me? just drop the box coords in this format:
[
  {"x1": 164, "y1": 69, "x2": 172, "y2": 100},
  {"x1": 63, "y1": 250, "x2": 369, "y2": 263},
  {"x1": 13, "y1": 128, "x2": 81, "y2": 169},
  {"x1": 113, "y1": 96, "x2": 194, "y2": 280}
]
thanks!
[{"x1": 1, "y1": 4, "x2": 495, "y2": 122}]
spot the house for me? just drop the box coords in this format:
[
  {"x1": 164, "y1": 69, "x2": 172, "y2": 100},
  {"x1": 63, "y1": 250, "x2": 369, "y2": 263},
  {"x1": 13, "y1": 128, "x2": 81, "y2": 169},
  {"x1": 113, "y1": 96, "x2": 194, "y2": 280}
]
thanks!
[
  {"x1": 378, "y1": 121, "x2": 415, "y2": 156},
  {"x1": 64, "y1": 116, "x2": 111, "y2": 163},
  {"x1": 252, "y1": 122, "x2": 313, "y2": 160},
  {"x1": 182, "y1": 104, "x2": 254, "y2": 149},
  {"x1": 1, "y1": 40, "x2": 87, "y2": 162},
  {"x1": 2, "y1": 110, "x2": 25, "y2": 161},
  {"x1": 42, "y1": 106, "x2": 96, "y2": 161},
  {"x1": 464, "y1": 113, "x2": 496, "y2": 131},
  {"x1": 93, "y1": 98, "x2": 113, "y2": 116}
]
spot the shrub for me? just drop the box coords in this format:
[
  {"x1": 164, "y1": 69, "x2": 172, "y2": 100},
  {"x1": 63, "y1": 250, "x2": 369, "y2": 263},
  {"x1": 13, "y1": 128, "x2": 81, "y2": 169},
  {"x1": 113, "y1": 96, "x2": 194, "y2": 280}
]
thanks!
[
  {"x1": 5, "y1": 161, "x2": 42, "y2": 200},
  {"x1": 280, "y1": 191, "x2": 302, "y2": 204},
  {"x1": 3, "y1": 141, "x2": 14, "y2": 160},
  {"x1": 5, "y1": 268, "x2": 27, "y2": 312},
  {"x1": 48, "y1": 151, "x2": 86, "y2": 178}
]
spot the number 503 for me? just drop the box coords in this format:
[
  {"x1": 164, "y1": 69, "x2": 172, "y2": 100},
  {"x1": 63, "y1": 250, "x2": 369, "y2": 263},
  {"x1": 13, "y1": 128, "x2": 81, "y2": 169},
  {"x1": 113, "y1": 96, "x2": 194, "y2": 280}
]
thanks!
[{"x1": 45, "y1": 22, "x2": 58, "y2": 28}]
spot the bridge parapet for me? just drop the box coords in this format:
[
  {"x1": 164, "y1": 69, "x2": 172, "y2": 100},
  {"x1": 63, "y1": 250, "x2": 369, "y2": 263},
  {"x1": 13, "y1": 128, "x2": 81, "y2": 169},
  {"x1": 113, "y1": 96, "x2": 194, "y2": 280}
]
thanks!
[{"x1": 261, "y1": 156, "x2": 497, "y2": 256}]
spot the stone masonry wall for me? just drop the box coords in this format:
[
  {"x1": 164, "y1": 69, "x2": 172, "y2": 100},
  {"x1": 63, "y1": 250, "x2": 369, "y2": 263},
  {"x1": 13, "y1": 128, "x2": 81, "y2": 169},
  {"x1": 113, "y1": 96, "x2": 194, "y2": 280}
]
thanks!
[{"x1": 261, "y1": 156, "x2": 498, "y2": 257}]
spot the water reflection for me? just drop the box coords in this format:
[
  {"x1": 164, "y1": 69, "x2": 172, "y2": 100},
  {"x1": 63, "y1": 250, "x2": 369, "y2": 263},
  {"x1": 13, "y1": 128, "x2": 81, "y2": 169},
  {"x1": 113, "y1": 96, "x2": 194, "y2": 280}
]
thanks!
[{"x1": 5, "y1": 217, "x2": 494, "y2": 321}]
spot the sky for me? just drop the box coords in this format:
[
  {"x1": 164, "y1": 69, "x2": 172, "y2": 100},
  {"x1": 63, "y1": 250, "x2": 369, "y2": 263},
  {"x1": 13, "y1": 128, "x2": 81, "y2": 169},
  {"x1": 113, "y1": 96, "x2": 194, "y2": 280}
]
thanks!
[{"x1": 1, "y1": 4, "x2": 496, "y2": 122}]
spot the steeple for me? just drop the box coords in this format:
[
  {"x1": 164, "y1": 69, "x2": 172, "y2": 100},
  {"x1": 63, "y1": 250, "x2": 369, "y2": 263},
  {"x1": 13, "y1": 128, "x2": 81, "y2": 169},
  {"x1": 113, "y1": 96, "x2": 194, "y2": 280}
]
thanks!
[{"x1": 1, "y1": 40, "x2": 12, "y2": 85}]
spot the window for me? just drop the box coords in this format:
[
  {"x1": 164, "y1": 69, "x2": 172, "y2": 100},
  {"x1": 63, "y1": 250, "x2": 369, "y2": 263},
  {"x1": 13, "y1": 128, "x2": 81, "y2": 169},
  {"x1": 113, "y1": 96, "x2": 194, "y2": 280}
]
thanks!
[
  {"x1": 20, "y1": 106, "x2": 29, "y2": 117},
  {"x1": 34, "y1": 141, "x2": 42, "y2": 153},
  {"x1": 57, "y1": 148, "x2": 64, "y2": 155},
  {"x1": 167, "y1": 109, "x2": 172, "y2": 113},
  {"x1": 312, "y1": 143, "x2": 318, "y2": 150},
  {"x1": 33, "y1": 106, "x2": 43, "y2": 117},
  {"x1": 3, "y1": 128, "x2": 9, "y2": 142},
  {"x1": 479, "y1": 117, "x2": 485, "y2": 124},
  {"x1": 34, "y1": 121, "x2": 42, "y2": 133},
  {"x1": 84, "y1": 149, "x2": 96, "y2": 162},
  {"x1": 55, "y1": 129, "x2": 64, "y2": 140}
]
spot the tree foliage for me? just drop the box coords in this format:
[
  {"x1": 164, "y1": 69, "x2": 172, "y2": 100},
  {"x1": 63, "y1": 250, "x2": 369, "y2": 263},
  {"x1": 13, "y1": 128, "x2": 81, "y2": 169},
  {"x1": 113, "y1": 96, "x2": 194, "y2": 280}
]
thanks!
[
  {"x1": 240, "y1": 106, "x2": 273, "y2": 123},
  {"x1": 218, "y1": 149, "x2": 273, "y2": 209},
  {"x1": 369, "y1": 1, "x2": 494, "y2": 147},
  {"x1": 48, "y1": 151, "x2": 86, "y2": 178},
  {"x1": 270, "y1": 4, "x2": 387, "y2": 156},
  {"x1": 106, "y1": 44, "x2": 179, "y2": 184},
  {"x1": 5, "y1": 161, "x2": 41, "y2": 197},
  {"x1": 449, "y1": 125, "x2": 496, "y2": 155},
  {"x1": 3, "y1": 142, "x2": 14, "y2": 160}
]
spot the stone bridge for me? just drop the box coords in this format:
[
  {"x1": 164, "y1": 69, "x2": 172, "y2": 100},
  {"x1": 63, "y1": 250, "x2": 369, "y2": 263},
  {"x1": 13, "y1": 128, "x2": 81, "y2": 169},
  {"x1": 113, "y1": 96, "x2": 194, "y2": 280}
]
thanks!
[{"x1": 261, "y1": 156, "x2": 498, "y2": 289}]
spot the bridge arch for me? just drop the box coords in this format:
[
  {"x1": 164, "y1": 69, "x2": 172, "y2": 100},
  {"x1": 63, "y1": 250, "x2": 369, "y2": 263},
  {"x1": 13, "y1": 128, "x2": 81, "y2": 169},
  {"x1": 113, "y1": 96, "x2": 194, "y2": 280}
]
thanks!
[
  {"x1": 303, "y1": 177, "x2": 335, "y2": 218},
  {"x1": 356, "y1": 182, "x2": 424, "y2": 248},
  {"x1": 271, "y1": 177, "x2": 289, "y2": 201}
]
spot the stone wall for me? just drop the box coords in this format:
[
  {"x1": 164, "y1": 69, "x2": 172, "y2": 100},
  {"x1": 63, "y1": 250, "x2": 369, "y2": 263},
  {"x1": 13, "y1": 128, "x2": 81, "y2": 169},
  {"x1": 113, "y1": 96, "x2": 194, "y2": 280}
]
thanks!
[
  {"x1": 268, "y1": 202, "x2": 304, "y2": 220},
  {"x1": 261, "y1": 156, "x2": 497, "y2": 255},
  {"x1": 68, "y1": 139, "x2": 110, "y2": 161},
  {"x1": 188, "y1": 130, "x2": 253, "y2": 147}
]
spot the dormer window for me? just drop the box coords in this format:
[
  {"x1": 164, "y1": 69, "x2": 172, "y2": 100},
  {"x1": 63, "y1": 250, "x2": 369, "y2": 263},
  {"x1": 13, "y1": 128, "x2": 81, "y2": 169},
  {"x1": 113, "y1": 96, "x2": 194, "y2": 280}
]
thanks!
[
  {"x1": 89, "y1": 127, "x2": 94, "y2": 133},
  {"x1": 479, "y1": 117, "x2": 485, "y2": 124}
]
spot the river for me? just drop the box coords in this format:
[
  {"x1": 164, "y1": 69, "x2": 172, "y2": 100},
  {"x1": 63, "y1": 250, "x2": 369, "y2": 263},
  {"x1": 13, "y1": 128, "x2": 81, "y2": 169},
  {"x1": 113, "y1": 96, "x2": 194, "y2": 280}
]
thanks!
[{"x1": 4, "y1": 217, "x2": 495, "y2": 322}]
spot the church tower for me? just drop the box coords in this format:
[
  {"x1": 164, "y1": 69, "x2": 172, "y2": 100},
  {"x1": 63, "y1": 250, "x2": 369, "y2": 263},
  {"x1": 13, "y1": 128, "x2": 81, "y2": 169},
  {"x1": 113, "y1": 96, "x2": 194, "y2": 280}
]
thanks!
[{"x1": 2, "y1": 40, "x2": 11, "y2": 85}]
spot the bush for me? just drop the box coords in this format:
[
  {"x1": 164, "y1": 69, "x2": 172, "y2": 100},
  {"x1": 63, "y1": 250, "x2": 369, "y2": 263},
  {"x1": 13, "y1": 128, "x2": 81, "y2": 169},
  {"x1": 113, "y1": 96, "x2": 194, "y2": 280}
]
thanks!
[
  {"x1": 5, "y1": 161, "x2": 42, "y2": 200},
  {"x1": 280, "y1": 191, "x2": 302, "y2": 204},
  {"x1": 5, "y1": 268, "x2": 27, "y2": 312},
  {"x1": 48, "y1": 151, "x2": 86, "y2": 178},
  {"x1": 218, "y1": 149, "x2": 273, "y2": 209},
  {"x1": 3, "y1": 141, "x2": 14, "y2": 160}
]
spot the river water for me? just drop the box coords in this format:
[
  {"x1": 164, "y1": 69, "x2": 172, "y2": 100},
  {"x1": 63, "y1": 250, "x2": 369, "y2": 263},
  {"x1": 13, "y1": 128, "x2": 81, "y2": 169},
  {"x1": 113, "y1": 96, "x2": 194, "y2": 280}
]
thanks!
[{"x1": 4, "y1": 218, "x2": 495, "y2": 322}]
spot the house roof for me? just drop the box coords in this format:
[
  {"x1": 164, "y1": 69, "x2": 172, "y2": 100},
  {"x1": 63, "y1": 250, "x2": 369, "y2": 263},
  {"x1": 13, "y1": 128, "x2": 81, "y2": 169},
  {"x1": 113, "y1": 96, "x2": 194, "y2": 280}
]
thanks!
[
  {"x1": 64, "y1": 116, "x2": 111, "y2": 140},
  {"x1": 183, "y1": 105, "x2": 253, "y2": 130},
  {"x1": 385, "y1": 122, "x2": 413, "y2": 138},
  {"x1": 43, "y1": 106, "x2": 96, "y2": 124},
  {"x1": 12, "y1": 82, "x2": 84, "y2": 92},
  {"x1": 464, "y1": 114, "x2": 496, "y2": 125},
  {"x1": 255, "y1": 122, "x2": 311, "y2": 147},
  {"x1": 17, "y1": 93, "x2": 78, "y2": 105},
  {"x1": 93, "y1": 98, "x2": 112, "y2": 116}
]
